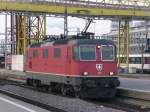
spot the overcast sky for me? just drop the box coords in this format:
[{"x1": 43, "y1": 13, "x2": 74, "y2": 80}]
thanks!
[
  {"x1": 0, "y1": 15, "x2": 111, "y2": 39},
  {"x1": 46, "y1": 17, "x2": 111, "y2": 35}
]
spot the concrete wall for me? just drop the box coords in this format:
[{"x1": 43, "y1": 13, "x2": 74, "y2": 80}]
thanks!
[{"x1": 12, "y1": 55, "x2": 24, "y2": 71}]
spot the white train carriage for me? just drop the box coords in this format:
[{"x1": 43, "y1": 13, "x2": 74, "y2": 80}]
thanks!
[{"x1": 120, "y1": 54, "x2": 150, "y2": 73}]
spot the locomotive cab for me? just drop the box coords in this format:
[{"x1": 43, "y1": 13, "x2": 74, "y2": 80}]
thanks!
[
  {"x1": 65, "y1": 39, "x2": 120, "y2": 98},
  {"x1": 72, "y1": 44, "x2": 117, "y2": 77}
]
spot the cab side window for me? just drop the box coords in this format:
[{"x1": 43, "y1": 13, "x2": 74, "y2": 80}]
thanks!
[
  {"x1": 33, "y1": 49, "x2": 38, "y2": 58},
  {"x1": 43, "y1": 49, "x2": 48, "y2": 59},
  {"x1": 54, "y1": 48, "x2": 61, "y2": 58},
  {"x1": 73, "y1": 46, "x2": 79, "y2": 60}
]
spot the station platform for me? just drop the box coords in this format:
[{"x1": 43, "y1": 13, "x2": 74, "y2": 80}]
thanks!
[
  {"x1": 0, "y1": 93, "x2": 50, "y2": 112},
  {"x1": 119, "y1": 73, "x2": 150, "y2": 79},
  {"x1": 119, "y1": 77, "x2": 150, "y2": 91},
  {"x1": 0, "y1": 69, "x2": 26, "y2": 83}
]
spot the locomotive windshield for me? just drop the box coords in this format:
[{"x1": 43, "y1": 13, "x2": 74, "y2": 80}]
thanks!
[
  {"x1": 72, "y1": 45, "x2": 96, "y2": 61},
  {"x1": 79, "y1": 45, "x2": 96, "y2": 61},
  {"x1": 101, "y1": 45, "x2": 115, "y2": 61}
]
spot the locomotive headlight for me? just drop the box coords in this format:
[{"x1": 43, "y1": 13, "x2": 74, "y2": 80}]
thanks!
[
  {"x1": 83, "y1": 72, "x2": 88, "y2": 76},
  {"x1": 97, "y1": 45, "x2": 101, "y2": 49},
  {"x1": 110, "y1": 72, "x2": 114, "y2": 76}
]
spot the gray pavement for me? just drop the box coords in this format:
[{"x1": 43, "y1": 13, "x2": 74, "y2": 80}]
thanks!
[
  {"x1": 119, "y1": 73, "x2": 150, "y2": 79},
  {"x1": 119, "y1": 77, "x2": 150, "y2": 91},
  {"x1": 0, "y1": 69, "x2": 26, "y2": 77},
  {"x1": 0, "y1": 93, "x2": 50, "y2": 112},
  {"x1": 0, "y1": 69, "x2": 26, "y2": 82}
]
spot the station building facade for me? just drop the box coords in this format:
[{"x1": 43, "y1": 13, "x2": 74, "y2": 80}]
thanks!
[{"x1": 102, "y1": 21, "x2": 150, "y2": 72}]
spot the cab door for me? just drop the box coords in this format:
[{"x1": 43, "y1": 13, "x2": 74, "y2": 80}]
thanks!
[{"x1": 66, "y1": 47, "x2": 71, "y2": 75}]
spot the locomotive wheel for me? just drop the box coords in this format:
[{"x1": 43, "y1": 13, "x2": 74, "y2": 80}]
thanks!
[
  {"x1": 26, "y1": 78, "x2": 33, "y2": 86},
  {"x1": 45, "y1": 85, "x2": 50, "y2": 92},
  {"x1": 33, "y1": 80, "x2": 38, "y2": 88},
  {"x1": 33, "y1": 80, "x2": 41, "y2": 88},
  {"x1": 49, "y1": 83, "x2": 55, "y2": 92},
  {"x1": 73, "y1": 86, "x2": 81, "y2": 98},
  {"x1": 61, "y1": 85, "x2": 67, "y2": 96},
  {"x1": 38, "y1": 85, "x2": 50, "y2": 92},
  {"x1": 75, "y1": 92, "x2": 80, "y2": 98},
  {"x1": 48, "y1": 86, "x2": 52, "y2": 93},
  {"x1": 26, "y1": 78, "x2": 30, "y2": 85}
]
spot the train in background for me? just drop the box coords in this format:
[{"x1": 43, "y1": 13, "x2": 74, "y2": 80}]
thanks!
[
  {"x1": 24, "y1": 34, "x2": 120, "y2": 99},
  {"x1": 120, "y1": 53, "x2": 150, "y2": 73}
]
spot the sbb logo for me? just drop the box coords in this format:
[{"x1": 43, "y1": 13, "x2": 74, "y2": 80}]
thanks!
[{"x1": 96, "y1": 64, "x2": 103, "y2": 71}]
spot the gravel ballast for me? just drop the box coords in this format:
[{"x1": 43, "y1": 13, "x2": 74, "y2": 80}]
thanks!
[{"x1": 0, "y1": 84, "x2": 124, "y2": 112}]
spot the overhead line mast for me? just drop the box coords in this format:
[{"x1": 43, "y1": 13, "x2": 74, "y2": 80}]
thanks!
[{"x1": 64, "y1": 3, "x2": 68, "y2": 38}]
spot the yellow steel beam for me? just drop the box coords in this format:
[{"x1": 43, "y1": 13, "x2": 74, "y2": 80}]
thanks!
[
  {"x1": 17, "y1": 15, "x2": 27, "y2": 55},
  {"x1": 117, "y1": 19, "x2": 121, "y2": 67},
  {"x1": 117, "y1": 20, "x2": 130, "y2": 70},
  {"x1": 23, "y1": 16, "x2": 27, "y2": 54},
  {"x1": 44, "y1": 16, "x2": 46, "y2": 36},
  {"x1": 95, "y1": 0, "x2": 150, "y2": 6},
  {"x1": 0, "y1": 2, "x2": 150, "y2": 18},
  {"x1": 28, "y1": 16, "x2": 46, "y2": 43},
  {"x1": 17, "y1": 16, "x2": 20, "y2": 54},
  {"x1": 37, "y1": 16, "x2": 40, "y2": 42}
]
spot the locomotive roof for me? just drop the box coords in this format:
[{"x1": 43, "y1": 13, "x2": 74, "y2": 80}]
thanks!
[
  {"x1": 53, "y1": 38, "x2": 114, "y2": 45},
  {"x1": 30, "y1": 38, "x2": 115, "y2": 48}
]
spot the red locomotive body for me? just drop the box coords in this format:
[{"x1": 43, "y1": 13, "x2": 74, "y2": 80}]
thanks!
[{"x1": 25, "y1": 37, "x2": 120, "y2": 98}]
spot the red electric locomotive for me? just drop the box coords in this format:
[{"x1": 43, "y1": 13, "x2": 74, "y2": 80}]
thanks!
[{"x1": 25, "y1": 35, "x2": 120, "y2": 98}]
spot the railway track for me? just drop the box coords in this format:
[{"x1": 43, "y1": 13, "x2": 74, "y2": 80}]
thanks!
[
  {"x1": 86, "y1": 96, "x2": 150, "y2": 112},
  {"x1": 0, "y1": 78, "x2": 150, "y2": 112},
  {"x1": 0, "y1": 79, "x2": 67, "y2": 112}
]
